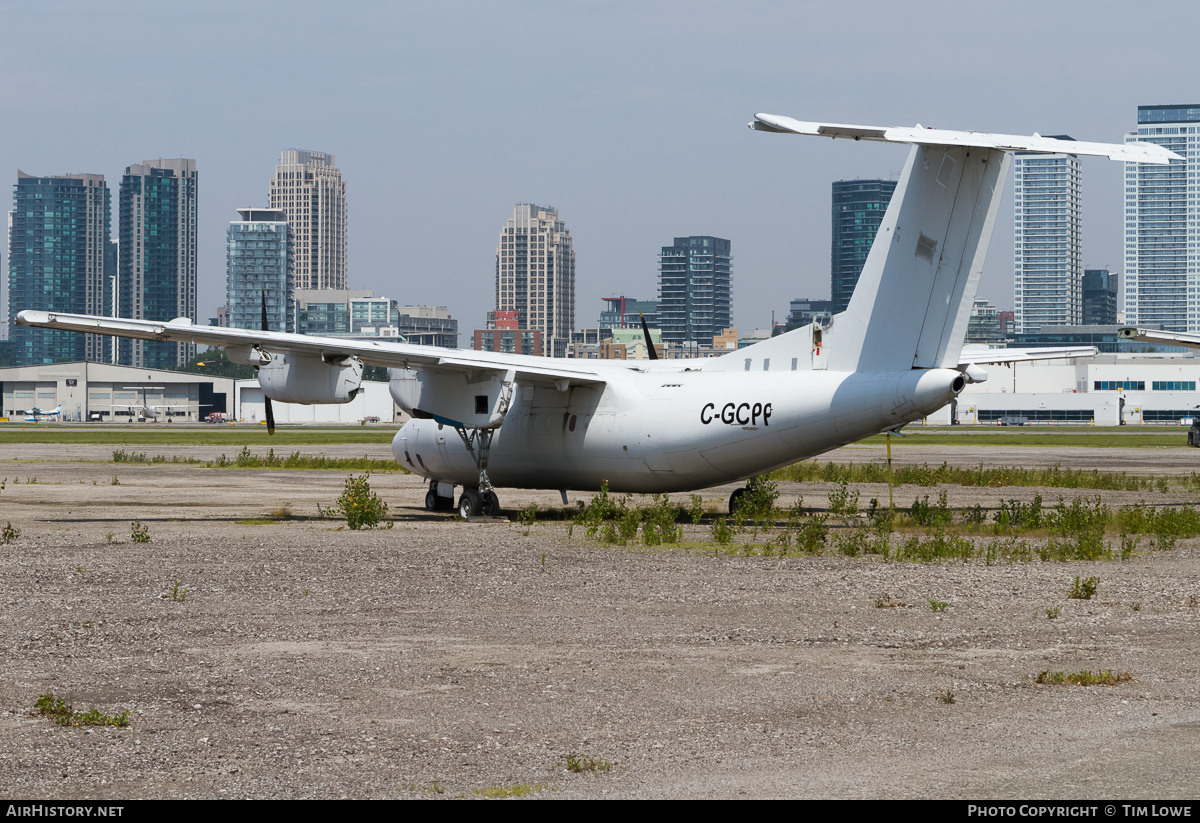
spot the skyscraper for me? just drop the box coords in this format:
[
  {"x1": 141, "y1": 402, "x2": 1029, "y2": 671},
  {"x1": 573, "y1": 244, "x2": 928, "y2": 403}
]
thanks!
[
  {"x1": 8, "y1": 171, "x2": 111, "y2": 365},
  {"x1": 1124, "y1": 105, "x2": 1200, "y2": 333},
  {"x1": 226, "y1": 208, "x2": 293, "y2": 333},
  {"x1": 658, "y1": 236, "x2": 732, "y2": 346},
  {"x1": 495, "y1": 203, "x2": 575, "y2": 357},
  {"x1": 831, "y1": 179, "x2": 896, "y2": 313},
  {"x1": 1082, "y1": 268, "x2": 1118, "y2": 326},
  {"x1": 268, "y1": 150, "x2": 347, "y2": 291},
  {"x1": 1013, "y1": 141, "x2": 1082, "y2": 333},
  {"x1": 118, "y1": 158, "x2": 198, "y2": 368}
]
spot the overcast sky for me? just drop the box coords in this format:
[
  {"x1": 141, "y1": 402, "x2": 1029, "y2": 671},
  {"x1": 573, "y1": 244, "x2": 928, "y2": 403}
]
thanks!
[{"x1": 3, "y1": 0, "x2": 1198, "y2": 343}]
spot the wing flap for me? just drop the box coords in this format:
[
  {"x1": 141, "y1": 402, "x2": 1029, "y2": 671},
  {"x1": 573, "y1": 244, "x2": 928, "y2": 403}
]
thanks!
[{"x1": 958, "y1": 346, "x2": 1099, "y2": 366}]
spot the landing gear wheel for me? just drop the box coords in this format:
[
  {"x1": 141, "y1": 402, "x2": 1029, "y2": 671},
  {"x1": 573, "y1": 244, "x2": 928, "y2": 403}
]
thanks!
[
  {"x1": 425, "y1": 489, "x2": 439, "y2": 511},
  {"x1": 459, "y1": 489, "x2": 482, "y2": 519},
  {"x1": 729, "y1": 487, "x2": 748, "y2": 515},
  {"x1": 481, "y1": 490, "x2": 501, "y2": 517}
]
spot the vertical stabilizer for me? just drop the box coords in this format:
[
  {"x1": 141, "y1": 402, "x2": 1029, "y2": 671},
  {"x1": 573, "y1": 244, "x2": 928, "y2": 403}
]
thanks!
[
  {"x1": 748, "y1": 115, "x2": 1181, "y2": 373},
  {"x1": 830, "y1": 144, "x2": 1008, "y2": 371}
]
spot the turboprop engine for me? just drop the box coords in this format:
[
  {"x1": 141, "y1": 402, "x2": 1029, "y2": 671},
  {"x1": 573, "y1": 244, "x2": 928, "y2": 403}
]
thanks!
[{"x1": 257, "y1": 352, "x2": 364, "y2": 404}]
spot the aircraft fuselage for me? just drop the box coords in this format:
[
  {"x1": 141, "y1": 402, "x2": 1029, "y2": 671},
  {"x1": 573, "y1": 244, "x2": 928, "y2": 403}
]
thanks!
[{"x1": 391, "y1": 366, "x2": 964, "y2": 493}]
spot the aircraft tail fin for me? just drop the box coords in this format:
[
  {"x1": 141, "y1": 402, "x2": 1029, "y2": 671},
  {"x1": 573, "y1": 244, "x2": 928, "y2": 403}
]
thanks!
[{"x1": 750, "y1": 116, "x2": 1179, "y2": 372}]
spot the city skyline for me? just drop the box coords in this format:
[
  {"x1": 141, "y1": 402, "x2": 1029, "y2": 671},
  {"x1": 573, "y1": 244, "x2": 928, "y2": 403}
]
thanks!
[
  {"x1": 1, "y1": 3, "x2": 1196, "y2": 348},
  {"x1": 268, "y1": 149, "x2": 347, "y2": 291},
  {"x1": 495, "y1": 203, "x2": 575, "y2": 357}
]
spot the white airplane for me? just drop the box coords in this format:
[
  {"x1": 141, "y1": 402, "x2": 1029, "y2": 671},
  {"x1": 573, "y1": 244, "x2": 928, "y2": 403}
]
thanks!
[
  {"x1": 23, "y1": 404, "x2": 63, "y2": 422},
  {"x1": 102, "y1": 387, "x2": 206, "y2": 422},
  {"x1": 17, "y1": 116, "x2": 1178, "y2": 517}
]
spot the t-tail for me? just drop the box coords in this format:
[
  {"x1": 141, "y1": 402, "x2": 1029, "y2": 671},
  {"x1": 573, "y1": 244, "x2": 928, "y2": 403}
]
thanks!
[{"x1": 748, "y1": 116, "x2": 1180, "y2": 373}]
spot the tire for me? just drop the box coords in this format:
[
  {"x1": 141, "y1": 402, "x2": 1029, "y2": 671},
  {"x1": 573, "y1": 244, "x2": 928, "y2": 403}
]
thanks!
[
  {"x1": 425, "y1": 489, "x2": 439, "y2": 511},
  {"x1": 459, "y1": 490, "x2": 481, "y2": 519},
  {"x1": 728, "y1": 487, "x2": 747, "y2": 515},
  {"x1": 481, "y1": 491, "x2": 500, "y2": 517}
]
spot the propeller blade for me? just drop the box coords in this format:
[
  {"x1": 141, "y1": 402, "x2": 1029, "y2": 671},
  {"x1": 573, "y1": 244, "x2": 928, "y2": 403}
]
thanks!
[
  {"x1": 639, "y1": 312, "x2": 658, "y2": 361},
  {"x1": 261, "y1": 289, "x2": 275, "y2": 435}
]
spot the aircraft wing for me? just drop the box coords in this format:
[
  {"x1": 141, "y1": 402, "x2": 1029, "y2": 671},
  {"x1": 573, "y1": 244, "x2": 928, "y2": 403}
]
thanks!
[
  {"x1": 1118, "y1": 327, "x2": 1200, "y2": 350},
  {"x1": 958, "y1": 346, "x2": 1099, "y2": 366},
  {"x1": 14, "y1": 310, "x2": 607, "y2": 388},
  {"x1": 748, "y1": 115, "x2": 1183, "y2": 165}
]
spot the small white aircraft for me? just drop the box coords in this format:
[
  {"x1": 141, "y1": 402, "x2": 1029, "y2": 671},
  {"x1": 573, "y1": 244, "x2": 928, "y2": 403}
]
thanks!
[
  {"x1": 17, "y1": 116, "x2": 1178, "y2": 516},
  {"x1": 102, "y1": 387, "x2": 206, "y2": 422},
  {"x1": 23, "y1": 404, "x2": 63, "y2": 422}
]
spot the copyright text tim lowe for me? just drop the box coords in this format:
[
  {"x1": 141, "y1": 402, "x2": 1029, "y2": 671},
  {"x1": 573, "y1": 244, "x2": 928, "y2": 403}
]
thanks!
[{"x1": 968, "y1": 808, "x2": 1191, "y2": 819}]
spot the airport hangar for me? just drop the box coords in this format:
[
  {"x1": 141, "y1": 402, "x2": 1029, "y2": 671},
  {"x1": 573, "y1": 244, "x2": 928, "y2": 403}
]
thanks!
[{"x1": 0, "y1": 362, "x2": 397, "y2": 424}]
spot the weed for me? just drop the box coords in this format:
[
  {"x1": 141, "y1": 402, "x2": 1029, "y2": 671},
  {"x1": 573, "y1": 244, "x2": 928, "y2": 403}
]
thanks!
[
  {"x1": 517, "y1": 503, "x2": 539, "y2": 528},
  {"x1": 1131, "y1": 603, "x2": 1141, "y2": 612},
  {"x1": 711, "y1": 517, "x2": 733, "y2": 545},
  {"x1": 33, "y1": 694, "x2": 129, "y2": 727},
  {"x1": 771, "y1": 460, "x2": 1152, "y2": 492},
  {"x1": 828, "y1": 481, "x2": 860, "y2": 517},
  {"x1": 1045, "y1": 607, "x2": 1060, "y2": 619},
  {"x1": 1035, "y1": 670, "x2": 1132, "y2": 686},
  {"x1": 104, "y1": 532, "x2": 116, "y2": 544},
  {"x1": 1, "y1": 521, "x2": 18, "y2": 544},
  {"x1": 1068, "y1": 575, "x2": 1098, "y2": 600},
  {"x1": 741, "y1": 475, "x2": 780, "y2": 520},
  {"x1": 268, "y1": 503, "x2": 293, "y2": 521},
  {"x1": 474, "y1": 784, "x2": 549, "y2": 798},
  {"x1": 130, "y1": 520, "x2": 150, "y2": 543},
  {"x1": 910, "y1": 491, "x2": 953, "y2": 528},
  {"x1": 688, "y1": 494, "x2": 705, "y2": 525},
  {"x1": 1156, "y1": 477, "x2": 1171, "y2": 493},
  {"x1": 168, "y1": 579, "x2": 188, "y2": 602},
  {"x1": 333, "y1": 473, "x2": 391, "y2": 530},
  {"x1": 564, "y1": 754, "x2": 612, "y2": 774},
  {"x1": 110, "y1": 474, "x2": 119, "y2": 485},
  {"x1": 929, "y1": 600, "x2": 949, "y2": 612},
  {"x1": 640, "y1": 494, "x2": 682, "y2": 545},
  {"x1": 874, "y1": 595, "x2": 906, "y2": 609},
  {"x1": 938, "y1": 688, "x2": 955, "y2": 704}
]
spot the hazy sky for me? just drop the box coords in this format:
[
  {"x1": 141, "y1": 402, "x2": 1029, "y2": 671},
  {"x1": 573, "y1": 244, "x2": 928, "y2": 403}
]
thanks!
[{"x1": 3, "y1": 0, "x2": 1198, "y2": 342}]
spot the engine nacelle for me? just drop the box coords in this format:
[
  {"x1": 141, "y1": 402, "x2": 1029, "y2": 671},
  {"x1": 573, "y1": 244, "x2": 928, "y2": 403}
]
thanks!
[
  {"x1": 258, "y1": 353, "x2": 363, "y2": 404},
  {"x1": 390, "y1": 367, "x2": 514, "y2": 428}
]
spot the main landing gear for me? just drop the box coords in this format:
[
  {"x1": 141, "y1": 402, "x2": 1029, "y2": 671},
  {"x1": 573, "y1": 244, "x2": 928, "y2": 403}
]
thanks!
[
  {"x1": 422, "y1": 424, "x2": 504, "y2": 518},
  {"x1": 729, "y1": 487, "x2": 748, "y2": 514}
]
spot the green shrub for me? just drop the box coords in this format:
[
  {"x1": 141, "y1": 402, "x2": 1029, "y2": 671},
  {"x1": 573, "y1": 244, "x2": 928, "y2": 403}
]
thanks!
[{"x1": 334, "y1": 473, "x2": 391, "y2": 530}]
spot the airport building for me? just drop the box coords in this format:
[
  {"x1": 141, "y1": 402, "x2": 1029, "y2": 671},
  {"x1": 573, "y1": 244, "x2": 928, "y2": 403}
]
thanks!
[
  {"x1": 495, "y1": 203, "x2": 576, "y2": 358},
  {"x1": 0, "y1": 361, "x2": 396, "y2": 424},
  {"x1": 1013, "y1": 143, "x2": 1082, "y2": 333},
  {"x1": 226, "y1": 208, "x2": 293, "y2": 333},
  {"x1": 831, "y1": 179, "x2": 896, "y2": 313},
  {"x1": 268, "y1": 149, "x2": 347, "y2": 291},
  {"x1": 658, "y1": 235, "x2": 732, "y2": 347},
  {"x1": 7, "y1": 171, "x2": 112, "y2": 366},
  {"x1": 1124, "y1": 104, "x2": 1200, "y2": 333},
  {"x1": 925, "y1": 353, "x2": 1200, "y2": 425},
  {"x1": 118, "y1": 158, "x2": 199, "y2": 369}
]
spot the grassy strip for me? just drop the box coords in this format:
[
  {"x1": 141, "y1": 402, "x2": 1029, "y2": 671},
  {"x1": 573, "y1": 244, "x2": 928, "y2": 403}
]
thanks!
[
  {"x1": 0, "y1": 427, "x2": 395, "y2": 445},
  {"x1": 857, "y1": 430, "x2": 1186, "y2": 448},
  {"x1": 768, "y1": 461, "x2": 1156, "y2": 491},
  {"x1": 113, "y1": 446, "x2": 404, "y2": 472}
]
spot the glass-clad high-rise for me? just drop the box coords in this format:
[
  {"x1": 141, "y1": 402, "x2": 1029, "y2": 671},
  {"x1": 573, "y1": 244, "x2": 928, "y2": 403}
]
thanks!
[
  {"x1": 226, "y1": 208, "x2": 293, "y2": 332},
  {"x1": 658, "y1": 236, "x2": 732, "y2": 346},
  {"x1": 118, "y1": 158, "x2": 197, "y2": 368},
  {"x1": 7, "y1": 172, "x2": 111, "y2": 365},
  {"x1": 1124, "y1": 105, "x2": 1200, "y2": 333},
  {"x1": 831, "y1": 179, "x2": 895, "y2": 313},
  {"x1": 1013, "y1": 142, "x2": 1082, "y2": 333}
]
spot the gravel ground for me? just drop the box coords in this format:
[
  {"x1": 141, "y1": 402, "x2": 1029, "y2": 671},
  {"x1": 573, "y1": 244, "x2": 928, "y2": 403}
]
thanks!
[{"x1": 2, "y1": 445, "x2": 1200, "y2": 799}]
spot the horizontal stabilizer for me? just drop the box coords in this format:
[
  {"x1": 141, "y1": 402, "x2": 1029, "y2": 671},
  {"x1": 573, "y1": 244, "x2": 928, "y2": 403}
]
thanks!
[
  {"x1": 958, "y1": 346, "x2": 1099, "y2": 366},
  {"x1": 749, "y1": 114, "x2": 1182, "y2": 164},
  {"x1": 1118, "y1": 327, "x2": 1200, "y2": 349}
]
